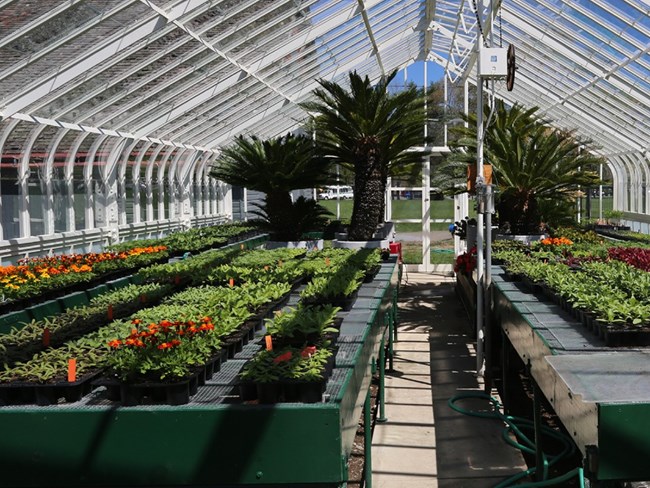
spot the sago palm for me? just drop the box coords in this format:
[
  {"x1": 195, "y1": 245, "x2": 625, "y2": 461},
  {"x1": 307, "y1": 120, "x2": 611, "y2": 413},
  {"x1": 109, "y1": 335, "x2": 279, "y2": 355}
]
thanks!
[
  {"x1": 302, "y1": 70, "x2": 426, "y2": 240},
  {"x1": 442, "y1": 100, "x2": 602, "y2": 233},
  {"x1": 209, "y1": 134, "x2": 331, "y2": 240}
]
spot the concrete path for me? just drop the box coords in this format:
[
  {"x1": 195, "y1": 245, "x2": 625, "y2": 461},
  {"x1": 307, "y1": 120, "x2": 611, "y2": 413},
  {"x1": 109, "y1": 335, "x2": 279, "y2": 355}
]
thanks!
[{"x1": 371, "y1": 272, "x2": 526, "y2": 487}]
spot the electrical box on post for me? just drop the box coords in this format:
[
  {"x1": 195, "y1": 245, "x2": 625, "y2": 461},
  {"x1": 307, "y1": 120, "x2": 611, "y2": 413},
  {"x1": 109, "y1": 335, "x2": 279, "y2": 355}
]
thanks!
[{"x1": 480, "y1": 48, "x2": 508, "y2": 78}]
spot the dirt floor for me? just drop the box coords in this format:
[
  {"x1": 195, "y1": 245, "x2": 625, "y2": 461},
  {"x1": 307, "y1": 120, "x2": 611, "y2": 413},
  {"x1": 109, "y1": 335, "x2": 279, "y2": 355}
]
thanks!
[{"x1": 346, "y1": 377, "x2": 379, "y2": 488}]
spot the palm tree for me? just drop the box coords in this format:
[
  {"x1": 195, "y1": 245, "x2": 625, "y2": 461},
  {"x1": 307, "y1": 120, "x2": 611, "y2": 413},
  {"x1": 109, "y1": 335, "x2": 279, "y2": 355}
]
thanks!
[
  {"x1": 439, "y1": 100, "x2": 602, "y2": 234},
  {"x1": 209, "y1": 134, "x2": 332, "y2": 240},
  {"x1": 302, "y1": 71, "x2": 426, "y2": 241}
]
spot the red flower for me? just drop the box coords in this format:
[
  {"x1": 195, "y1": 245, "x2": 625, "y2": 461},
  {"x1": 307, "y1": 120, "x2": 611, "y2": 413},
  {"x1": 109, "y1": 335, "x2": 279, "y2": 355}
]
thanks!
[
  {"x1": 132, "y1": 319, "x2": 141, "y2": 325},
  {"x1": 108, "y1": 339, "x2": 122, "y2": 349},
  {"x1": 301, "y1": 346, "x2": 317, "y2": 358},
  {"x1": 157, "y1": 342, "x2": 173, "y2": 350},
  {"x1": 273, "y1": 351, "x2": 293, "y2": 364}
]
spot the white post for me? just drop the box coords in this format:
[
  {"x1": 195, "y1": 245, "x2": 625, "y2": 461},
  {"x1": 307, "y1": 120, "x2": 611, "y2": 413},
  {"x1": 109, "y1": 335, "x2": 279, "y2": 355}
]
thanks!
[
  {"x1": 336, "y1": 164, "x2": 341, "y2": 220},
  {"x1": 599, "y1": 163, "x2": 603, "y2": 221},
  {"x1": 475, "y1": 40, "x2": 486, "y2": 376},
  {"x1": 422, "y1": 60, "x2": 431, "y2": 271}
]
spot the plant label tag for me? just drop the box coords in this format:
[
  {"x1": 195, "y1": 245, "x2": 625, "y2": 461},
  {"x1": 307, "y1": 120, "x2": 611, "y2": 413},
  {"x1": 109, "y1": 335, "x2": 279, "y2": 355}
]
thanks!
[
  {"x1": 325, "y1": 257, "x2": 331, "y2": 266},
  {"x1": 264, "y1": 266, "x2": 269, "y2": 271},
  {"x1": 68, "y1": 358, "x2": 77, "y2": 383},
  {"x1": 229, "y1": 278, "x2": 234, "y2": 287},
  {"x1": 240, "y1": 244, "x2": 245, "y2": 250},
  {"x1": 140, "y1": 294, "x2": 146, "y2": 303},
  {"x1": 174, "y1": 275, "x2": 180, "y2": 285},
  {"x1": 107, "y1": 304, "x2": 113, "y2": 320},
  {"x1": 265, "y1": 335, "x2": 273, "y2": 351},
  {"x1": 42, "y1": 328, "x2": 50, "y2": 347},
  {"x1": 278, "y1": 260, "x2": 283, "y2": 267}
]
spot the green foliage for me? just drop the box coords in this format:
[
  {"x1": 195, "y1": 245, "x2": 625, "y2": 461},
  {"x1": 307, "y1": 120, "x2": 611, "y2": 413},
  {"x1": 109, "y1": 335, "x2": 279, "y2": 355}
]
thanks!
[
  {"x1": 440, "y1": 101, "x2": 603, "y2": 233},
  {"x1": 303, "y1": 70, "x2": 427, "y2": 240},
  {"x1": 301, "y1": 266, "x2": 365, "y2": 301},
  {"x1": 209, "y1": 134, "x2": 331, "y2": 240},
  {"x1": 265, "y1": 304, "x2": 341, "y2": 341},
  {"x1": 240, "y1": 346, "x2": 333, "y2": 383}
]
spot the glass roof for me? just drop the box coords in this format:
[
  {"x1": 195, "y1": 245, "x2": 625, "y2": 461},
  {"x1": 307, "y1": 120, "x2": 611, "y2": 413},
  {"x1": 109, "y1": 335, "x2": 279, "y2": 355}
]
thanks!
[{"x1": 0, "y1": 0, "x2": 647, "y2": 166}]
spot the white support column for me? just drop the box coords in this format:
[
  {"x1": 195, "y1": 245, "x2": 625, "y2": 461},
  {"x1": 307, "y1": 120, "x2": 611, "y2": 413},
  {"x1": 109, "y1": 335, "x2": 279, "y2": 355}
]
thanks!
[
  {"x1": 97, "y1": 140, "x2": 127, "y2": 243},
  {"x1": 145, "y1": 145, "x2": 164, "y2": 222},
  {"x1": 64, "y1": 133, "x2": 92, "y2": 232},
  {"x1": 131, "y1": 142, "x2": 154, "y2": 224},
  {"x1": 158, "y1": 148, "x2": 176, "y2": 221},
  {"x1": 19, "y1": 125, "x2": 47, "y2": 238},
  {"x1": 385, "y1": 176, "x2": 392, "y2": 222},
  {"x1": 475, "y1": 38, "x2": 486, "y2": 376},
  {"x1": 422, "y1": 154, "x2": 431, "y2": 272},
  {"x1": 84, "y1": 135, "x2": 108, "y2": 230},
  {"x1": 599, "y1": 163, "x2": 603, "y2": 221},
  {"x1": 118, "y1": 140, "x2": 140, "y2": 226},
  {"x1": 0, "y1": 119, "x2": 21, "y2": 240},
  {"x1": 422, "y1": 60, "x2": 431, "y2": 271},
  {"x1": 44, "y1": 129, "x2": 70, "y2": 235},
  {"x1": 221, "y1": 182, "x2": 232, "y2": 219}
]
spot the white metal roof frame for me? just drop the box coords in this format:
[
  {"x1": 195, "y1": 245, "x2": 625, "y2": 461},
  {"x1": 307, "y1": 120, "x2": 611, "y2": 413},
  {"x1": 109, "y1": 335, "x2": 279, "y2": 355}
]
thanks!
[{"x1": 0, "y1": 0, "x2": 648, "y2": 213}]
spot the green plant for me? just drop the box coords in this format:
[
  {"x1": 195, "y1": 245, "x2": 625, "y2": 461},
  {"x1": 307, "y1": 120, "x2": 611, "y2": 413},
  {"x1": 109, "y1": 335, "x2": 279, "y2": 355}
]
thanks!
[
  {"x1": 209, "y1": 134, "x2": 332, "y2": 241},
  {"x1": 302, "y1": 70, "x2": 427, "y2": 240},
  {"x1": 265, "y1": 304, "x2": 341, "y2": 341},
  {"x1": 240, "y1": 345, "x2": 333, "y2": 383},
  {"x1": 441, "y1": 101, "x2": 602, "y2": 233},
  {"x1": 301, "y1": 266, "x2": 365, "y2": 301}
]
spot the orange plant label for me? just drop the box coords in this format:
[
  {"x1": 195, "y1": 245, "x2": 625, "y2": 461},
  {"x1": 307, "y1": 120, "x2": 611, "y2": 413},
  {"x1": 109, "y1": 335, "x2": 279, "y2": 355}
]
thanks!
[
  {"x1": 67, "y1": 358, "x2": 77, "y2": 383},
  {"x1": 229, "y1": 278, "x2": 235, "y2": 287},
  {"x1": 265, "y1": 335, "x2": 273, "y2": 351},
  {"x1": 42, "y1": 328, "x2": 50, "y2": 347},
  {"x1": 325, "y1": 257, "x2": 331, "y2": 266}
]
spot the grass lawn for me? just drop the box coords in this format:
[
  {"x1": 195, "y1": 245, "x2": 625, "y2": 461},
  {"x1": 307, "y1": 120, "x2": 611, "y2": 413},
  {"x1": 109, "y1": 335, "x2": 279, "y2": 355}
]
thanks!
[
  {"x1": 401, "y1": 238, "x2": 455, "y2": 265},
  {"x1": 320, "y1": 198, "x2": 455, "y2": 224}
]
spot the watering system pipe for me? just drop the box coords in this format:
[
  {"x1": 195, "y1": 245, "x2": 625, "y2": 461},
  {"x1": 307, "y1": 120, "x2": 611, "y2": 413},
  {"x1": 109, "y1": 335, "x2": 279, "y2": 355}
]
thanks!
[{"x1": 448, "y1": 391, "x2": 585, "y2": 488}]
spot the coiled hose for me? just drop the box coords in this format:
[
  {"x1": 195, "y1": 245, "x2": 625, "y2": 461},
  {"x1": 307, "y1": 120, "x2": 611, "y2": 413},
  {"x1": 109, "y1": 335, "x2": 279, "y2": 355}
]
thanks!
[{"x1": 448, "y1": 392, "x2": 585, "y2": 487}]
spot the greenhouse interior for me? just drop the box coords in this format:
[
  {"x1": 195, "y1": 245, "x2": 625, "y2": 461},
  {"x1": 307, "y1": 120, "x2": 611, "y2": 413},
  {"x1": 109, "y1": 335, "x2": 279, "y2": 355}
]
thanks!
[{"x1": 0, "y1": 0, "x2": 649, "y2": 487}]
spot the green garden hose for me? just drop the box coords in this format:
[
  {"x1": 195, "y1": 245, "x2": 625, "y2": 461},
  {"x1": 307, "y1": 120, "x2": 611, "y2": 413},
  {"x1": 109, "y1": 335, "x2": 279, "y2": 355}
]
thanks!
[{"x1": 448, "y1": 392, "x2": 585, "y2": 488}]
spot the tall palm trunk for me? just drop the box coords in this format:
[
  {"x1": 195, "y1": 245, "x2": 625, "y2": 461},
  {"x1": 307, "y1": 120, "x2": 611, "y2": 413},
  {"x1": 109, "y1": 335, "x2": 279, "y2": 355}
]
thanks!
[
  {"x1": 349, "y1": 154, "x2": 383, "y2": 240},
  {"x1": 264, "y1": 191, "x2": 294, "y2": 240}
]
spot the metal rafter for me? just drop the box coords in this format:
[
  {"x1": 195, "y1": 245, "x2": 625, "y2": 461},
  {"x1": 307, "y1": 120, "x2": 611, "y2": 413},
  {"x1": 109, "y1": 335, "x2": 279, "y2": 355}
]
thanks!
[{"x1": 356, "y1": 0, "x2": 386, "y2": 75}]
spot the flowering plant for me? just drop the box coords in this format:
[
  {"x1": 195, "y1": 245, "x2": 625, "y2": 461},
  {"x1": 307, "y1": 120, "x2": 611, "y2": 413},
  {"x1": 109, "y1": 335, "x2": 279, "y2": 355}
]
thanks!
[
  {"x1": 454, "y1": 247, "x2": 477, "y2": 275},
  {"x1": 240, "y1": 345, "x2": 333, "y2": 383},
  {"x1": 1, "y1": 246, "x2": 168, "y2": 301},
  {"x1": 106, "y1": 316, "x2": 220, "y2": 381},
  {"x1": 540, "y1": 237, "x2": 573, "y2": 246}
]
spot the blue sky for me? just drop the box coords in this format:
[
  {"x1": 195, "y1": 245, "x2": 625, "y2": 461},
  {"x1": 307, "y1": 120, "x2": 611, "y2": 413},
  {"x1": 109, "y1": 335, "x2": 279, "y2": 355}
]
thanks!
[{"x1": 393, "y1": 60, "x2": 446, "y2": 88}]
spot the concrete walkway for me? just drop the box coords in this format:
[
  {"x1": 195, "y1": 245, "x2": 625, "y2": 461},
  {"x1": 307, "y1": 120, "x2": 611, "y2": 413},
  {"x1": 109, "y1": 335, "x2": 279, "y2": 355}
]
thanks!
[{"x1": 371, "y1": 272, "x2": 526, "y2": 487}]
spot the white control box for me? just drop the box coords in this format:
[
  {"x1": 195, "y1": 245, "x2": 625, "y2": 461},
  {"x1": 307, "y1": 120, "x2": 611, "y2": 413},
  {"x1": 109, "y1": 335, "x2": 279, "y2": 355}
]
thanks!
[{"x1": 479, "y1": 47, "x2": 508, "y2": 78}]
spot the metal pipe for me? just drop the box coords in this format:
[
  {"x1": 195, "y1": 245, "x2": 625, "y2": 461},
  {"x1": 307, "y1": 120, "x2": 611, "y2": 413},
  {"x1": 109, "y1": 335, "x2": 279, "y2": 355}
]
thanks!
[
  {"x1": 476, "y1": 39, "x2": 485, "y2": 376},
  {"x1": 378, "y1": 334, "x2": 387, "y2": 423},
  {"x1": 364, "y1": 388, "x2": 373, "y2": 488}
]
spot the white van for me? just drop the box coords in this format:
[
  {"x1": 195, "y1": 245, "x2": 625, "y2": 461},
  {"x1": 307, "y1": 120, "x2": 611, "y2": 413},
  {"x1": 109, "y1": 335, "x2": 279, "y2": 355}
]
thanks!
[{"x1": 318, "y1": 185, "x2": 354, "y2": 200}]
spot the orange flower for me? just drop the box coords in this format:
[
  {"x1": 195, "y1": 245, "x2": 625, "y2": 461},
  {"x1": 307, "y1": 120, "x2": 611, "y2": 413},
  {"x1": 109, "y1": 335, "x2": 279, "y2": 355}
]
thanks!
[
  {"x1": 132, "y1": 319, "x2": 142, "y2": 325},
  {"x1": 108, "y1": 339, "x2": 122, "y2": 349},
  {"x1": 301, "y1": 346, "x2": 317, "y2": 358}
]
